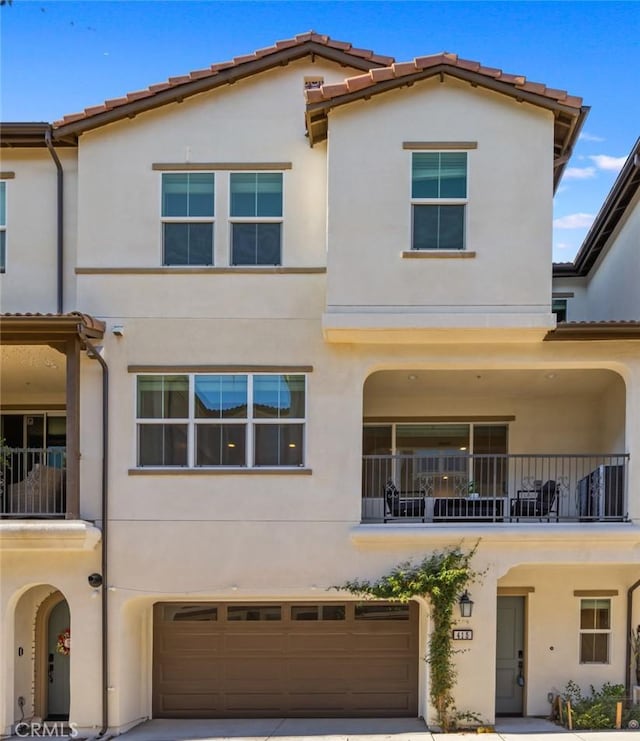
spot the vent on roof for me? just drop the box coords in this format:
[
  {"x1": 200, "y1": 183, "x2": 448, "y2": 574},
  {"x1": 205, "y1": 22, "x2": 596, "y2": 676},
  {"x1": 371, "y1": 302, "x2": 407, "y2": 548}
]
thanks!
[{"x1": 304, "y1": 76, "x2": 324, "y2": 90}]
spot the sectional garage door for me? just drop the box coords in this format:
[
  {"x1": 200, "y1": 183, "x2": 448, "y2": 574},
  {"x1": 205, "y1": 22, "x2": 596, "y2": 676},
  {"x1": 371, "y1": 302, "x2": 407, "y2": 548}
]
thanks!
[{"x1": 153, "y1": 601, "x2": 419, "y2": 718}]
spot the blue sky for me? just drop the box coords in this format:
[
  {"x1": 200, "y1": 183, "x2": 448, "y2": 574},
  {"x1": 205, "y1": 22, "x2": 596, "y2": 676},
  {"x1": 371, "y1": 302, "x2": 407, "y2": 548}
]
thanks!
[{"x1": 1, "y1": 0, "x2": 638, "y2": 261}]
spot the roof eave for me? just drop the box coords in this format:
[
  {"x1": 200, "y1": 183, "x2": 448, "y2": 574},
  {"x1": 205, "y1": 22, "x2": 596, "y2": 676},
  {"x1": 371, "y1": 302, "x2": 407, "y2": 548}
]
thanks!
[
  {"x1": 53, "y1": 41, "x2": 390, "y2": 140},
  {"x1": 0, "y1": 122, "x2": 76, "y2": 148},
  {"x1": 545, "y1": 322, "x2": 640, "y2": 341},
  {"x1": 305, "y1": 66, "x2": 585, "y2": 179},
  {"x1": 0, "y1": 313, "x2": 105, "y2": 342}
]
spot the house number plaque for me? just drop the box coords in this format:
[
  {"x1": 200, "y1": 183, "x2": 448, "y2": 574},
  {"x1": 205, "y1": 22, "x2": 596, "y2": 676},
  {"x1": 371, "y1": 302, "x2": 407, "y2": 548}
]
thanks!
[{"x1": 452, "y1": 629, "x2": 473, "y2": 640}]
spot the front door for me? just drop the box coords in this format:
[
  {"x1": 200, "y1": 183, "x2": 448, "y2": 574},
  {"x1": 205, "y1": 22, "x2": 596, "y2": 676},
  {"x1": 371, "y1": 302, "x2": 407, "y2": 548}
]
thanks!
[
  {"x1": 47, "y1": 600, "x2": 70, "y2": 720},
  {"x1": 495, "y1": 596, "x2": 524, "y2": 715}
]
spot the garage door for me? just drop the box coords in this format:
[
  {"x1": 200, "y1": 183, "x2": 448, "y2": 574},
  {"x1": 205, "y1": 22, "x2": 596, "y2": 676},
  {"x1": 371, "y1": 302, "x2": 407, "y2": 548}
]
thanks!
[{"x1": 153, "y1": 601, "x2": 419, "y2": 718}]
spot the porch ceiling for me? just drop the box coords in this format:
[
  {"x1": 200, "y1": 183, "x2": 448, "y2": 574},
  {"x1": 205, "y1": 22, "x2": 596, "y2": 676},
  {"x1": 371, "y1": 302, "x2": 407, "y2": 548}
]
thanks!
[
  {"x1": 364, "y1": 369, "x2": 619, "y2": 401},
  {"x1": 1, "y1": 345, "x2": 67, "y2": 398}
]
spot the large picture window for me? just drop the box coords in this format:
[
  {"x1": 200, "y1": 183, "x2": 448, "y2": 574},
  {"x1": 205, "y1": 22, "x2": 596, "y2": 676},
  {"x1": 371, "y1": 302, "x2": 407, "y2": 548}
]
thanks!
[
  {"x1": 411, "y1": 152, "x2": 467, "y2": 250},
  {"x1": 579, "y1": 598, "x2": 611, "y2": 664},
  {"x1": 230, "y1": 173, "x2": 283, "y2": 265},
  {"x1": 161, "y1": 173, "x2": 214, "y2": 265},
  {"x1": 136, "y1": 373, "x2": 305, "y2": 468}
]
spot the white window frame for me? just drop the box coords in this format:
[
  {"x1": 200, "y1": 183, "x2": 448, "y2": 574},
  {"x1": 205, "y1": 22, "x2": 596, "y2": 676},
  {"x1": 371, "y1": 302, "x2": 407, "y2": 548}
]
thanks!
[
  {"x1": 160, "y1": 172, "x2": 215, "y2": 266},
  {"x1": 578, "y1": 598, "x2": 611, "y2": 664},
  {"x1": 228, "y1": 171, "x2": 284, "y2": 266},
  {"x1": 136, "y1": 373, "x2": 306, "y2": 469},
  {"x1": 410, "y1": 151, "x2": 468, "y2": 251}
]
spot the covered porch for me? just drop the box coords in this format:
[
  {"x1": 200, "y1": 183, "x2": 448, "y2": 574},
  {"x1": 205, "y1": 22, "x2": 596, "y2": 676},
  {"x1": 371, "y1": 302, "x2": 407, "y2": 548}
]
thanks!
[
  {"x1": 0, "y1": 313, "x2": 104, "y2": 519},
  {"x1": 362, "y1": 368, "x2": 628, "y2": 524}
]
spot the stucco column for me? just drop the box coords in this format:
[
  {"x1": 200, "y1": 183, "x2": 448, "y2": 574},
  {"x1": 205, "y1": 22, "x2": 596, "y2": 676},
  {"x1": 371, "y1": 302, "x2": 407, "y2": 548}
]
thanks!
[
  {"x1": 452, "y1": 570, "x2": 499, "y2": 725},
  {"x1": 625, "y1": 361, "x2": 640, "y2": 521}
]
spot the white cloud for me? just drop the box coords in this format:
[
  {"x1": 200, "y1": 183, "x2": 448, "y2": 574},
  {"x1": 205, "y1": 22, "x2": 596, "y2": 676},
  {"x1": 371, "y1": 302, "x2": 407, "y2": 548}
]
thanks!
[
  {"x1": 563, "y1": 166, "x2": 596, "y2": 180},
  {"x1": 553, "y1": 212, "x2": 595, "y2": 229},
  {"x1": 579, "y1": 132, "x2": 605, "y2": 143},
  {"x1": 554, "y1": 242, "x2": 573, "y2": 250},
  {"x1": 589, "y1": 154, "x2": 627, "y2": 172}
]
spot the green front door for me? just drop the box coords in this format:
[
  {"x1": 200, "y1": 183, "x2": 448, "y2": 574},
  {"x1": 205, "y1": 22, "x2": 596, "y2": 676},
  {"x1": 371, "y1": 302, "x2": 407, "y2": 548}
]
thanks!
[{"x1": 496, "y1": 596, "x2": 524, "y2": 715}]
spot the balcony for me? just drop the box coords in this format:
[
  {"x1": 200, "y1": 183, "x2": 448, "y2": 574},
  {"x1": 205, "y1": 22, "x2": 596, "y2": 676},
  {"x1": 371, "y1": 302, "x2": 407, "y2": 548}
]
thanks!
[
  {"x1": 1, "y1": 447, "x2": 67, "y2": 518},
  {"x1": 362, "y1": 453, "x2": 629, "y2": 524}
]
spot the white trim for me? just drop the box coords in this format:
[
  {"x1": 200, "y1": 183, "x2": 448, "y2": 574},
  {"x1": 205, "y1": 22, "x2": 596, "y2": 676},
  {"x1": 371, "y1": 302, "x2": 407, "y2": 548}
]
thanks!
[
  {"x1": 578, "y1": 597, "x2": 612, "y2": 665},
  {"x1": 135, "y1": 372, "x2": 306, "y2": 470},
  {"x1": 409, "y1": 150, "x2": 469, "y2": 252}
]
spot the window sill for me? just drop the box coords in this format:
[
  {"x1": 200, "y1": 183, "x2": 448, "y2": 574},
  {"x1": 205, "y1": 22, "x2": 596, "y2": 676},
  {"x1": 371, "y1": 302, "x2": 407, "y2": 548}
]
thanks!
[
  {"x1": 402, "y1": 250, "x2": 476, "y2": 259},
  {"x1": 128, "y1": 467, "x2": 312, "y2": 476},
  {"x1": 76, "y1": 267, "x2": 326, "y2": 275}
]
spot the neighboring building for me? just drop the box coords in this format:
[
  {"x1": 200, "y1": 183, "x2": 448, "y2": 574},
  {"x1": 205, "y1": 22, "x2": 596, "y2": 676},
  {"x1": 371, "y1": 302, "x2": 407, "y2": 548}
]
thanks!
[{"x1": 1, "y1": 32, "x2": 639, "y2": 735}]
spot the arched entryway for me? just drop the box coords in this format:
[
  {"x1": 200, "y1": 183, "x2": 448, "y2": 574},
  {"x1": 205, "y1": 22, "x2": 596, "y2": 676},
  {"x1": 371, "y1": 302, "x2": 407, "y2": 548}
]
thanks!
[{"x1": 12, "y1": 587, "x2": 71, "y2": 723}]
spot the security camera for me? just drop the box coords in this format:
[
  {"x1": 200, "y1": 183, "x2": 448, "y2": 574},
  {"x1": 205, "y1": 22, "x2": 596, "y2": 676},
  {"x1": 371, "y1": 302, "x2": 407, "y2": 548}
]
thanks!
[{"x1": 88, "y1": 573, "x2": 103, "y2": 588}]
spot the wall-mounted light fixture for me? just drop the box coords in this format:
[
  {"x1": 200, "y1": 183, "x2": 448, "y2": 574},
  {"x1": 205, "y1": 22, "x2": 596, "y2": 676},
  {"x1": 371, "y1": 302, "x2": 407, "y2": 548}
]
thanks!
[{"x1": 458, "y1": 590, "x2": 474, "y2": 618}]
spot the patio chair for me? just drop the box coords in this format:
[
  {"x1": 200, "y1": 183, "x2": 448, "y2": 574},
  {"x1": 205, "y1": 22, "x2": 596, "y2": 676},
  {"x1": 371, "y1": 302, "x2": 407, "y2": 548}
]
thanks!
[
  {"x1": 383, "y1": 479, "x2": 425, "y2": 521},
  {"x1": 510, "y1": 479, "x2": 558, "y2": 521}
]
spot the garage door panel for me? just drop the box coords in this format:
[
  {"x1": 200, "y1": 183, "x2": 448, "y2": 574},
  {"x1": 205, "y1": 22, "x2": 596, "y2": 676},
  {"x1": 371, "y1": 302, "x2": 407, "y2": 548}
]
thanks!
[
  {"x1": 160, "y1": 632, "x2": 222, "y2": 652},
  {"x1": 153, "y1": 602, "x2": 418, "y2": 718},
  {"x1": 159, "y1": 693, "x2": 222, "y2": 713},
  {"x1": 223, "y1": 633, "x2": 286, "y2": 652}
]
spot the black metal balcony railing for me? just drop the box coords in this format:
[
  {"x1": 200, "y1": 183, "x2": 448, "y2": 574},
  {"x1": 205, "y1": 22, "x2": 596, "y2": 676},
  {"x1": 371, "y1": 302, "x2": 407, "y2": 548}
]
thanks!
[
  {"x1": 362, "y1": 453, "x2": 629, "y2": 524},
  {"x1": 0, "y1": 448, "x2": 67, "y2": 518}
]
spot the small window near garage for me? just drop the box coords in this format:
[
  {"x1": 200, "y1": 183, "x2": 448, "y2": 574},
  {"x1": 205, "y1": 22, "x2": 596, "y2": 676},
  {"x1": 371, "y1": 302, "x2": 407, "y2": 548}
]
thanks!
[
  {"x1": 292, "y1": 605, "x2": 319, "y2": 621},
  {"x1": 355, "y1": 604, "x2": 410, "y2": 620},
  {"x1": 579, "y1": 598, "x2": 610, "y2": 663},
  {"x1": 321, "y1": 605, "x2": 346, "y2": 620},
  {"x1": 163, "y1": 604, "x2": 218, "y2": 621},
  {"x1": 227, "y1": 605, "x2": 282, "y2": 621}
]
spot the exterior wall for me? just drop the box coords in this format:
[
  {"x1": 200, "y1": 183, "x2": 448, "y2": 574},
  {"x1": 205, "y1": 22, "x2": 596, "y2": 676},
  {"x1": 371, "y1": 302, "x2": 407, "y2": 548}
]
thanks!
[
  {"x1": 0, "y1": 549, "x2": 102, "y2": 735},
  {"x1": 324, "y1": 78, "x2": 555, "y2": 328},
  {"x1": 0, "y1": 149, "x2": 77, "y2": 314},
  {"x1": 583, "y1": 192, "x2": 640, "y2": 320},
  {"x1": 499, "y1": 564, "x2": 638, "y2": 715},
  {"x1": 74, "y1": 58, "x2": 355, "y2": 277}
]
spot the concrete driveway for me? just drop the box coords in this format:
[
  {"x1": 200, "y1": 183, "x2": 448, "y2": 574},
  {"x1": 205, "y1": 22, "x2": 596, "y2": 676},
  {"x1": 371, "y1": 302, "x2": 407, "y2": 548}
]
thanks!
[{"x1": 114, "y1": 716, "x2": 636, "y2": 740}]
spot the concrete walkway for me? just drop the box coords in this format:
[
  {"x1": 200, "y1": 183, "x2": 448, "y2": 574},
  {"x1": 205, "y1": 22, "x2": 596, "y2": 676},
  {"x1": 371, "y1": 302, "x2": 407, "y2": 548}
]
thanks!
[{"x1": 113, "y1": 716, "x2": 637, "y2": 740}]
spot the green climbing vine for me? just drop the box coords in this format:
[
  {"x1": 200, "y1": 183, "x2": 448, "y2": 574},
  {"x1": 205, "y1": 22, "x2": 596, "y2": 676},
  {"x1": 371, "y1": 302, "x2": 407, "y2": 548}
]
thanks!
[{"x1": 335, "y1": 544, "x2": 479, "y2": 732}]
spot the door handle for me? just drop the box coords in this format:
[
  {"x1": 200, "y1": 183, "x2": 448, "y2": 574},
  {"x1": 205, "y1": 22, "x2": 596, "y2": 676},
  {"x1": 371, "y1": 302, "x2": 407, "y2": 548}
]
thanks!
[{"x1": 48, "y1": 653, "x2": 54, "y2": 683}]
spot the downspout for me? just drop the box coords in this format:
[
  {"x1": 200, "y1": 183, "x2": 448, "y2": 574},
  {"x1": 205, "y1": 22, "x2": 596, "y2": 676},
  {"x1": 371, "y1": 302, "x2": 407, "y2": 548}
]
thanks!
[
  {"x1": 81, "y1": 335, "x2": 110, "y2": 737},
  {"x1": 44, "y1": 127, "x2": 64, "y2": 314},
  {"x1": 626, "y1": 578, "x2": 640, "y2": 696}
]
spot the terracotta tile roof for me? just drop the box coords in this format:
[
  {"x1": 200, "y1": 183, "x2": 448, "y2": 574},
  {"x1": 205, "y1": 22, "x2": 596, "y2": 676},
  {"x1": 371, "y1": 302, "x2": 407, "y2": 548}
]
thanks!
[
  {"x1": 304, "y1": 52, "x2": 583, "y2": 109},
  {"x1": 53, "y1": 32, "x2": 394, "y2": 131},
  {"x1": 0, "y1": 312, "x2": 106, "y2": 337}
]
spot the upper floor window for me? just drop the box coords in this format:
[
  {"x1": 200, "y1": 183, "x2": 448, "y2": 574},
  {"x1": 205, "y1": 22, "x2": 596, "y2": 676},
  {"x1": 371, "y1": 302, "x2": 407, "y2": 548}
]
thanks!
[
  {"x1": 161, "y1": 173, "x2": 214, "y2": 265},
  {"x1": 552, "y1": 298, "x2": 568, "y2": 322},
  {"x1": 230, "y1": 173, "x2": 283, "y2": 266},
  {"x1": 579, "y1": 598, "x2": 610, "y2": 664},
  {"x1": 0, "y1": 181, "x2": 6, "y2": 272},
  {"x1": 136, "y1": 372, "x2": 305, "y2": 468},
  {"x1": 411, "y1": 152, "x2": 467, "y2": 250}
]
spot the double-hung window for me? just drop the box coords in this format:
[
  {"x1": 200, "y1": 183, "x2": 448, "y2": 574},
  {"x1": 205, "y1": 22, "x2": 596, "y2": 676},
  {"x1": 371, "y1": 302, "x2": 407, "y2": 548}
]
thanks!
[
  {"x1": 579, "y1": 598, "x2": 610, "y2": 663},
  {"x1": 161, "y1": 173, "x2": 214, "y2": 265},
  {"x1": 0, "y1": 181, "x2": 6, "y2": 272},
  {"x1": 230, "y1": 173, "x2": 283, "y2": 265},
  {"x1": 411, "y1": 152, "x2": 467, "y2": 250},
  {"x1": 137, "y1": 373, "x2": 305, "y2": 468}
]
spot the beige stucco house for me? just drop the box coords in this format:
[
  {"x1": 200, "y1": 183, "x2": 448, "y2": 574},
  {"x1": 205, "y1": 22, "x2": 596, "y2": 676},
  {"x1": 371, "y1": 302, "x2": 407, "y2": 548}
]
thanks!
[{"x1": 1, "y1": 32, "x2": 639, "y2": 736}]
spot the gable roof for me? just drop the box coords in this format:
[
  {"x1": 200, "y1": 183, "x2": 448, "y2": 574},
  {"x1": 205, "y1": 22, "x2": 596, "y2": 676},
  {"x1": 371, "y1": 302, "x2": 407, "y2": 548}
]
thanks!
[
  {"x1": 304, "y1": 53, "x2": 588, "y2": 190},
  {"x1": 553, "y1": 137, "x2": 640, "y2": 278},
  {"x1": 52, "y1": 32, "x2": 394, "y2": 141}
]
